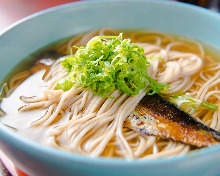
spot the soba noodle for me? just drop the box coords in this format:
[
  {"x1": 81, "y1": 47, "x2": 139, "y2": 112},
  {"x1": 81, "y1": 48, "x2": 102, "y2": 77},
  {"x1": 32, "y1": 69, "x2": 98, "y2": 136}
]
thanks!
[{"x1": 1, "y1": 27, "x2": 220, "y2": 159}]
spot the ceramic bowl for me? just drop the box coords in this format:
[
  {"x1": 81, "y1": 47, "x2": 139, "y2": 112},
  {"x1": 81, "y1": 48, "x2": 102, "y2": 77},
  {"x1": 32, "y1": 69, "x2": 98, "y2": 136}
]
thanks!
[{"x1": 1, "y1": 1, "x2": 220, "y2": 175}]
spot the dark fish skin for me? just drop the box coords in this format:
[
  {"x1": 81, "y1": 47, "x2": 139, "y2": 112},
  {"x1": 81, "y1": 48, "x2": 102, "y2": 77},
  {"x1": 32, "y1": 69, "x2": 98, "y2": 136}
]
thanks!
[
  {"x1": 30, "y1": 51, "x2": 64, "y2": 79},
  {"x1": 125, "y1": 93, "x2": 220, "y2": 147}
]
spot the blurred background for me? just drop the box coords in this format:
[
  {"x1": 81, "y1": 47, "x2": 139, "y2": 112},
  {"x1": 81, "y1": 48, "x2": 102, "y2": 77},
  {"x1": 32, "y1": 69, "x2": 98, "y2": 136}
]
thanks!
[{"x1": 0, "y1": 0, "x2": 219, "y2": 31}]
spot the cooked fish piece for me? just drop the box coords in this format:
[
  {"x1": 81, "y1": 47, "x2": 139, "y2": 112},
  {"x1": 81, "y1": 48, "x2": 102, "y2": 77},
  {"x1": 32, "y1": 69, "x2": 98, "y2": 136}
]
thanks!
[{"x1": 125, "y1": 93, "x2": 220, "y2": 147}]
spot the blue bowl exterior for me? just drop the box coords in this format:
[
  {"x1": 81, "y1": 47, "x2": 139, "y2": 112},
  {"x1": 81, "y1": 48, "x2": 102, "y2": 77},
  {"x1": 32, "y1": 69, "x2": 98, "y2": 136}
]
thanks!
[{"x1": 1, "y1": 0, "x2": 220, "y2": 175}]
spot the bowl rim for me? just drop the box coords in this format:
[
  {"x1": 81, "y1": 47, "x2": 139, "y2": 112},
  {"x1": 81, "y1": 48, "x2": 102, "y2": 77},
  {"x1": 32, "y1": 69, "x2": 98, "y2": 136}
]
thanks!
[{"x1": 1, "y1": 0, "x2": 220, "y2": 166}]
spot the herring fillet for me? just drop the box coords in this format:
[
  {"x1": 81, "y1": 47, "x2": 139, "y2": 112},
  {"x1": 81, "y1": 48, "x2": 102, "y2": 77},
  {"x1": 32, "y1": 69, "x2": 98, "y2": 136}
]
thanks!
[{"x1": 125, "y1": 94, "x2": 220, "y2": 147}]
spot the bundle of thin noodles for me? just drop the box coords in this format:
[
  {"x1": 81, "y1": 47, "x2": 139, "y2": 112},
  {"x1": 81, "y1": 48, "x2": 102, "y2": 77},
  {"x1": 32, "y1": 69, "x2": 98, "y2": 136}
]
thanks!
[{"x1": 17, "y1": 28, "x2": 220, "y2": 159}]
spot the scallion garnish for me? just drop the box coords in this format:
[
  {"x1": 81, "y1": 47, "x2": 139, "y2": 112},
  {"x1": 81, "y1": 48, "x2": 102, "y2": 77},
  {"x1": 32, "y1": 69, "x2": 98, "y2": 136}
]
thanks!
[
  {"x1": 56, "y1": 33, "x2": 169, "y2": 97},
  {"x1": 169, "y1": 94, "x2": 218, "y2": 111}
]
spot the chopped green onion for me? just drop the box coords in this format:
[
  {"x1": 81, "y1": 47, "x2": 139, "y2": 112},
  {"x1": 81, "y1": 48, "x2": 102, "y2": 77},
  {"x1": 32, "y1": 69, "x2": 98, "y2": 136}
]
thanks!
[
  {"x1": 148, "y1": 56, "x2": 167, "y2": 64},
  {"x1": 170, "y1": 94, "x2": 218, "y2": 111},
  {"x1": 56, "y1": 33, "x2": 169, "y2": 97},
  {"x1": 201, "y1": 102, "x2": 218, "y2": 111}
]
